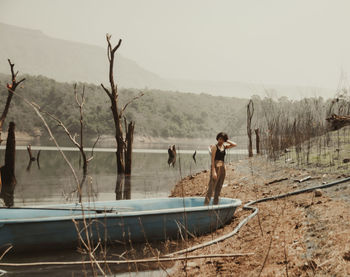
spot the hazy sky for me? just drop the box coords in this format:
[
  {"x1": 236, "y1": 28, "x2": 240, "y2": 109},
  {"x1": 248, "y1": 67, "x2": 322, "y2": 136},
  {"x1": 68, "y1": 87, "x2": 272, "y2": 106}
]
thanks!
[{"x1": 1, "y1": 0, "x2": 350, "y2": 88}]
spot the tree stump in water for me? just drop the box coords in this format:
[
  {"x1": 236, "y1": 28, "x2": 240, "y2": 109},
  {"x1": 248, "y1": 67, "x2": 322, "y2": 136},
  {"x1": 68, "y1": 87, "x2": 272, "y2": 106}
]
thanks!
[
  {"x1": 0, "y1": 122, "x2": 16, "y2": 207},
  {"x1": 168, "y1": 145, "x2": 176, "y2": 167},
  {"x1": 255, "y1": 128, "x2": 260, "y2": 154},
  {"x1": 247, "y1": 100, "x2": 254, "y2": 157}
]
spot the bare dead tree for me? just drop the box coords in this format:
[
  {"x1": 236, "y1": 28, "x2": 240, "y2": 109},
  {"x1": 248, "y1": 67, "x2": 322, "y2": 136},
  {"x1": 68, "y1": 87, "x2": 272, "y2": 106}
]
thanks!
[
  {"x1": 0, "y1": 60, "x2": 25, "y2": 144},
  {"x1": 100, "y1": 34, "x2": 143, "y2": 194},
  {"x1": 247, "y1": 99, "x2": 254, "y2": 157},
  {"x1": 0, "y1": 60, "x2": 24, "y2": 207},
  {"x1": 43, "y1": 84, "x2": 99, "y2": 202}
]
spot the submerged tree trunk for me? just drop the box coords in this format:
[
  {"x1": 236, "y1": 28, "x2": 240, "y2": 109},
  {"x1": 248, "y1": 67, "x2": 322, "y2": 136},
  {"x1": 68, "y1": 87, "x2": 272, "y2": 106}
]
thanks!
[
  {"x1": 255, "y1": 128, "x2": 260, "y2": 154},
  {"x1": 247, "y1": 100, "x2": 254, "y2": 157},
  {"x1": 125, "y1": 120, "x2": 134, "y2": 175},
  {"x1": 123, "y1": 175, "x2": 131, "y2": 200},
  {"x1": 115, "y1": 174, "x2": 124, "y2": 200},
  {"x1": 0, "y1": 122, "x2": 16, "y2": 207}
]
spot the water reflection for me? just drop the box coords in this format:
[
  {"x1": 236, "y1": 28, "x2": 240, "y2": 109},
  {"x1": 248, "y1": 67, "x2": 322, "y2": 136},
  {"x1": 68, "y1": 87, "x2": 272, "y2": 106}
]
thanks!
[
  {"x1": 0, "y1": 182, "x2": 14, "y2": 207},
  {"x1": 115, "y1": 174, "x2": 131, "y2": 200},
  {"x1": 26, "y1": 146, "x2": 41, "y2": 171},
  {"x1": 192, "y1": 150, "x2": 197, "y2": 163}
]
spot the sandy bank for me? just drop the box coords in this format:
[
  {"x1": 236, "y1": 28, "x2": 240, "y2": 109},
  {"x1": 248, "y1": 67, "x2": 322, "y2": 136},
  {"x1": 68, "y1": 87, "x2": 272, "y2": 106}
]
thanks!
[{"x1": 170, "y1": 156, "x2": 350, "y2": 276}]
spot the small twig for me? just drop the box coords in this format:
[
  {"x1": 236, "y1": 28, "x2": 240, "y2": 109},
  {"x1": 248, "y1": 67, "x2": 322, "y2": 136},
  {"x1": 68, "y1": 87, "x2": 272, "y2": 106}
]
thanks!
[
  {"x1": 120, "y1": 92, "x2": 144, "y2": 116},
  {"x1": 265, "y1": 177, "x2": 288, "y2": 185},
  {"x1": 43, "y1": 111, "x2": 81, "y2": 149},
  {"x1": 283, "y1": 231, "x2": 289, "y2": 277},
  {"x1": 72, "y1": 218, "x2": 105, "y2": 276},
  {"x1": 0, "y1": 246, "x2": 13, "y2": 261},
  {"x1": 318, "y1": 258, "x2": 333, "y2": 268},
  {"x1": 294, "y1": 176, "x2": 311, "y2": 183},
  {"x1": 100, "y1": 83, "x2": 111, "y2": 99},
  {"x1": 88, "y1": 133, "x2": 101, "y2": 162}
]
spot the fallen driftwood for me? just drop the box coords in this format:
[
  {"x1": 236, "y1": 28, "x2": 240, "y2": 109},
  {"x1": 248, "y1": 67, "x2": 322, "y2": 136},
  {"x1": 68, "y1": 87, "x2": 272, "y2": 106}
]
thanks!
[
  {"x1": 0, "y1": 253, "x2": 254, "y2": 267},
  {"x1": 294, "y1": 176, "x2": 311, "y2": 183},
  {"x1": 265, "y1": 177, "x2": 288, "y2": 185},
  {"x1": 326, "y1": 114, "x2": 350, "y2": 131}
]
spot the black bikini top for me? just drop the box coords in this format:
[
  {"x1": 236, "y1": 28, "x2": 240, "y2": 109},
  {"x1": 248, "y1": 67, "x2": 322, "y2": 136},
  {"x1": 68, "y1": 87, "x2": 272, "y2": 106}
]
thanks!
[{"x1": 214, "y1": 145, "x2": 226, "y2": 161}]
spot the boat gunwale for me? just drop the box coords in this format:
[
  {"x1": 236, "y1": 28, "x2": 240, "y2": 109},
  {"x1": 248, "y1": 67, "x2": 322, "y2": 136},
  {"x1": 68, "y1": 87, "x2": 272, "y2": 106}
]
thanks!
[{"x1": 0, "y1": 197, "x2": 241, "y2": 224}]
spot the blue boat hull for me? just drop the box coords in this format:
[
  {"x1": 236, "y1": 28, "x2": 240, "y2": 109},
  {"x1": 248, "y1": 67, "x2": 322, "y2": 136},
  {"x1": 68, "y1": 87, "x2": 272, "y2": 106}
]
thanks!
[{"x1": 0, "y1": 197, "x2": 241, "y2": 252}]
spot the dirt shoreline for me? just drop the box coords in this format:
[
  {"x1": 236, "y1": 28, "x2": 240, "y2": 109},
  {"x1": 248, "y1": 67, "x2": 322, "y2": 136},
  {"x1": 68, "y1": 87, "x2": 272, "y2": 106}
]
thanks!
[{"x1": 170, "y1": 155, "x2": 350, "y2": 276}]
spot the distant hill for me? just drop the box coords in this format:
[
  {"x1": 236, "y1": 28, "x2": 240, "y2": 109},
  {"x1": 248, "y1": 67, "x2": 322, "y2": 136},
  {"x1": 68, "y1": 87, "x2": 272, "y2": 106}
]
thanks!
[
  {"x1": 0, "y1": 22, "x2": 170, "y2": 89},
  {"x1": 0, "y1": 22, "x2": 335, "y2": 99},
  {"x1": 0, "y1": 73, "x2": 249, "y2": 141}
]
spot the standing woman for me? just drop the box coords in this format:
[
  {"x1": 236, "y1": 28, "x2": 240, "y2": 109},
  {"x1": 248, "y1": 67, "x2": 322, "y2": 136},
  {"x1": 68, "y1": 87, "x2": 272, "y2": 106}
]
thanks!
[{"x1": 204, "y1": 132, "x2": 237, "y2": 205}]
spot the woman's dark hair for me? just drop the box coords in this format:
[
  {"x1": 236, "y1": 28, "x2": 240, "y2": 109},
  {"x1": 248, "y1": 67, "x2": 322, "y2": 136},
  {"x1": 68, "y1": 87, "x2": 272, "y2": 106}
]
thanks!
[{"x1": 216, "y1": 132, "x2": 228, "y2": 142}]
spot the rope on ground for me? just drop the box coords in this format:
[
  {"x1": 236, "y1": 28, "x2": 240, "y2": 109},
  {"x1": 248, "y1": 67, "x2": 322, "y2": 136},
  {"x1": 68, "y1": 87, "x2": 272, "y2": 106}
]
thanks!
[
  {"x1": 166, "y1": 176, "x2": 350, "y2": 257},
  {"x1": 0, "y1": 253, "x2": 253, "y2": 267},
  {"x1": 0, "y1": 269, "x2": 7, "y2": 276}
]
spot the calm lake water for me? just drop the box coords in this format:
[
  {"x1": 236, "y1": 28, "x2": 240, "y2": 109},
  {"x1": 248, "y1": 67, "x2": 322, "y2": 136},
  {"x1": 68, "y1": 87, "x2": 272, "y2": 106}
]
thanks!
[
  {"x1": 0, "y1": 145, "x2": 247, "y2": 206},
  {"x1": 0, "y1": 144, "x2": 247, "y2": 276}
]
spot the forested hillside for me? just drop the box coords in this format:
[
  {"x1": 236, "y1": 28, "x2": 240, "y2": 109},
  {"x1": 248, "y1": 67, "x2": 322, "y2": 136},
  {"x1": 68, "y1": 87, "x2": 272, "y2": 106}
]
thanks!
[{"x1": 0, "y1": 74, "x2": 249, "y2": 139}]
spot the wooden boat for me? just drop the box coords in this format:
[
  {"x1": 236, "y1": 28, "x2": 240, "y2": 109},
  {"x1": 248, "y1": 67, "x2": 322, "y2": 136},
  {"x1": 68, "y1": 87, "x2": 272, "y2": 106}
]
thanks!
[{"x1": 0, "y1": 197, "x2": 241, "y2": 252}]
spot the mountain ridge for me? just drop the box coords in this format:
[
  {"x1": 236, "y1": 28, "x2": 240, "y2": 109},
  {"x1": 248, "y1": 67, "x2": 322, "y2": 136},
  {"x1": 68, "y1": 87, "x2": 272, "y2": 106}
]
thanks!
[{"x1": 0, "y1": 22, "x2": 335, "y2": 99}]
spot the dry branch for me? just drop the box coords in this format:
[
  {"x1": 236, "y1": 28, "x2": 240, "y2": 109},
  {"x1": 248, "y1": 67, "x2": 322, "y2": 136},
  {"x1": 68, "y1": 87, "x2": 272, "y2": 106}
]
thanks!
[
  {"x1": 294, "y1": 176, "x2": 311, "y2": 183},
  {"x1": 326, "y1": 114, "x2": 350, "y2": 131},
  {"x1": 265, "y1": 177, "x2": 288, "y2": 185},
  {"x1": 0, "y1": 246, "x2": 12, "y2": 261},
  {"x1": 120, "y1": 92, "x2": 144, "y2": 116},
  {"x1": 0, "y1": 59, "x2": 25, "y2": 144},
  {"x1": 0, "y1": 253, "x2": 254, "y2": 267}
]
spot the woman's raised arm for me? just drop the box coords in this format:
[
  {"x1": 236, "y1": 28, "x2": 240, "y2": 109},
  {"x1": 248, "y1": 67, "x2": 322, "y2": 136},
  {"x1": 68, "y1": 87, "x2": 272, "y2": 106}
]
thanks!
[{"x1": 225, "y1": 140, "x2": 237, "y2": 149}]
